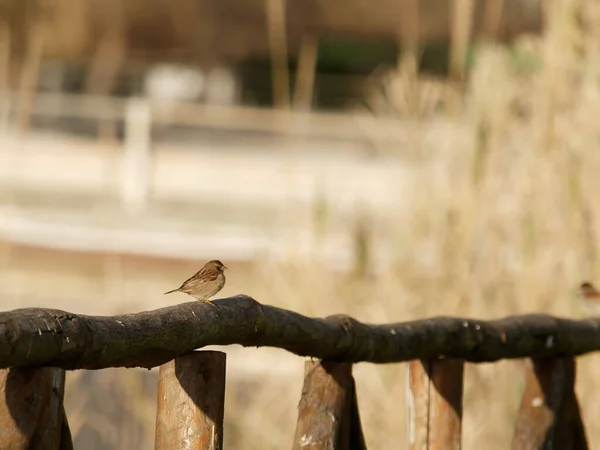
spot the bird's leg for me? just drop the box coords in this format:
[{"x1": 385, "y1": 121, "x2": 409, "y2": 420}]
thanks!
[
  {"x1": 198, "y1": 297, "x2": 221, "y2": 318},
  {"x1": 199, "y1": 297, "x2": 218, "y2": 308}
]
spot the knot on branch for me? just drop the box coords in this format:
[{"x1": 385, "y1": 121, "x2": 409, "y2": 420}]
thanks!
[{"x1": 325, "y1": 314, "x2": 357, "y2": 334}]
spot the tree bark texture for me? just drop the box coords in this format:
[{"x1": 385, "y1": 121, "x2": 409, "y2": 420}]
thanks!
[
  {"x1": 0, "y1": 366, "x2": 71, "y2": 449},
  {"x1": 155, "y1": 351, "x2": 226, "y2": 450},
  {"x1": 407, "y1": 359, "x2": 464, "y2": 450},
  {"x1": 292, "y1": 361, "x2": 355, "y2": 450},
  {"x1": 0, "y1": 295, "x2": 599, "y2": 370},
  {"x1": 512, "y1": 358, "x2": 588, "y2": 450}
]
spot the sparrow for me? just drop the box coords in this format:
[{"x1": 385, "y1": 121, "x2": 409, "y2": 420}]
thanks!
[
  {"x1": 165, "y1": 260, "x2": 227, "y2": 305},
  {"x1": 579, "y1": 281, "x2": 600, "y2": 314}
]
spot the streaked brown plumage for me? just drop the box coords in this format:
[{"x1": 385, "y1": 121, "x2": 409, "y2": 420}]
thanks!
[
  {"x1": 579, "y1": 281, "x2": 600, "y2": 314},
  {"x1": 165, "y1": 260, "x2": 227, "y2": 305}
]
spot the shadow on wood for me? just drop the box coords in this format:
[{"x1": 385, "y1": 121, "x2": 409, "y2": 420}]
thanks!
[
  {"x1": 0, "y1": 367, "x2": 71, "y2": 450},
  {"x1": 155, "y1": 351, "x2": 226, "y2": 450},
  {"x1": 348, "y1": 378, "x2": 367, "y2": 450},
  {"x1": 292, "y1": 360, "x2": 366, "y2": 450},
  {"x1": 408, "y1": 359, "x2": 464, "y2": 450},
  {"x1": 512, "y1": 358, "x2": 588, "y2": 450}
]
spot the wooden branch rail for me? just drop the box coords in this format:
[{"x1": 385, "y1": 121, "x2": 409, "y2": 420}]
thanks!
[
  {"x1": 1, "y1": 295, "x2": 600, "y2": 370},
  {"x1": 0, "y1": 296, "x2": 598, "y2": 449}
]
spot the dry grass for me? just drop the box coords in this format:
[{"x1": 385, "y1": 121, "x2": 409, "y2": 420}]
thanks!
[{"x1": 2, "y1": 0, "x2": 600, "y2": 448}]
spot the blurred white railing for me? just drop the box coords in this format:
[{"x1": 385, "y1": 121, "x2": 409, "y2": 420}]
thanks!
[
  {"x1": 1, "y1": 90, "x2": 411, "y2": 140},
  {"x1": 0, "y1": 90, "x2": 425, "y2": 209},
  {"x1": 0, "y1": 91, "x2": 446, "y2": 266}
]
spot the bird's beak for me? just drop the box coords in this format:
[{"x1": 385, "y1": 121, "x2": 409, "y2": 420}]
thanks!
[{"x1": 223, "y1": 265, "x2": 228, "y2": 270}]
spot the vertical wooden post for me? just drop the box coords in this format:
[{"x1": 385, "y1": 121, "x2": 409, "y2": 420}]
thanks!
[
  {"x1": 398, "y1": 0, "x2": 421, "y2": 116},
  {"x1": 512, "y1": 358, "x2": 588, "y2": 450},
  {"x1": 407, "y1": 359, "x2": 430, "y2": 449},
  {"x1": 84, "y1": 5, "x2": 126, "y2": 142},
  {"x1": 265, "y1": 0, "x2": 290, "y2": 109},
  {"x1": 0, "y1": 17, "x2": 10, "y2": 130},
  {"x1": 482, "y1": 0, "x2": 505, "y2": 40},
  {"x1": 293, "y1": 35, "x2": 318, "y2": 111},
  {"x1": 17, "y1": 6, "x2": 47, "y2": 133},
  {"x1": 449, "y1": 0, "x2": 475, "y2": 83},
  {"x1": 155, "y1": 351, "x2": 226, "y2": 450},
  {"x1": 122, "y1": 97, "x2": 151, "y2": 215},
  {"x1": 0, "y1": 367, "x2": 71, "y2": 450},
  {"x1": 447, "y1": 0, "x2": 475, "y2": 114},
  {"x1": 292, "y1": 360, "x2": 366, "y2": 450},
  {"x1": 0, "y1": 18, "x2": 9, "y2": 91},
  {"x1": 407, "y1": 359, "x2": 464, "y2": 450}
]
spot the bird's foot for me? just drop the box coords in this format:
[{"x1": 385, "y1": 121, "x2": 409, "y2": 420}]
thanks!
[{"x1": 199, "y1": 297, "x2": 221, "y2": 318}]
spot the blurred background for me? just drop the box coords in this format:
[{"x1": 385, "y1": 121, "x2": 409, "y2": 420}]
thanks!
[{"x1": 1, "y1": 0, "x2": 600, "y2": 448}]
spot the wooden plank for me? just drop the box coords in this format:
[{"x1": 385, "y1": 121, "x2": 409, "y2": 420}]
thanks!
[
  {"x1": 122, "y1": 98, "x2": 151, "y2": 214},
  {"x1": 429, "y1": 359, "x2": 464, "y2": 449},
  {"x1": 449, "y1": 0, "x2": 475, "y2": 83},
  {"x1": 0, "y1": 18, "x2": 9, "y2": 92},
  {"x1": 265, "y1": 0, "x2": 290, "y2": 109},
  {"x1": 155, "y1": 351, "x2": 226, "y2": 450},
  {"x1": 293, "y1": 35, "x2": 318, "y2": 110},
  {"x1": 7, "y1": 91, "x2": 409, "y2": 144},
  {"x1": 16, "y1": 8, "x2": 47, "y2": 133},
  {"x1": 397, "y1": 0, "x2": 421, "y2": 116},
  {"x1": 292, "y1": 360, "x2": 354, "y2": 450},
  {"x1": 408, "y1": 359, "x2": 464, "y2": 450},
  {"x1": 447, "y1": 0, "x2": 475, "y2": 114},
  {"x1": 0, "y1": 366, "x2": 70, "y2": 450},
  {"x1": 408, "y1": 360, "x2": 430, "y2": 449},
  {"x1": 482, "y1": 0, "x2": 505, "y2": 39},
  {"x1": 512, "y1": 358, "x2": 588, "y2": 450}
]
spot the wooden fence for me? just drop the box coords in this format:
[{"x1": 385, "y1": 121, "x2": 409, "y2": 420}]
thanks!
[
  {"x1": 0, "y1": 295, "x2": 596, "y2": 449},
  {"x1": 0, "y1": 90, "x2": 418, "y2": 216}
]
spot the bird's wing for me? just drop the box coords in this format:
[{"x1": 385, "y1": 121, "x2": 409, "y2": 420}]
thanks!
[
  {"x1": 181, "y1": 267, "x2": 219, "y2": 288},
  {"x1": 178, "y1": 274, "x2": 194, "y2": 288}
]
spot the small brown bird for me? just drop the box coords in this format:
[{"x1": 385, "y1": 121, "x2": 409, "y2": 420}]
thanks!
[
  {"x1": 579, "y1": 281, "x2": 600, "y2": 314},
  {"x1": 165, "y1": 260, "x2": 227, "y2": 305}
]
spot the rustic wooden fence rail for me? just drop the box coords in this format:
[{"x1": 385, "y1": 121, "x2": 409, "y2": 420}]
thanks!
[{"x1": 0, "y1": 295, "x2": 597, "y2": 449}]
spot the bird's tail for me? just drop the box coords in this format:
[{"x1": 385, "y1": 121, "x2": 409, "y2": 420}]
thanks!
[{"x1": 164, "y1": 288, "x2": 180, "y2": 295}]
